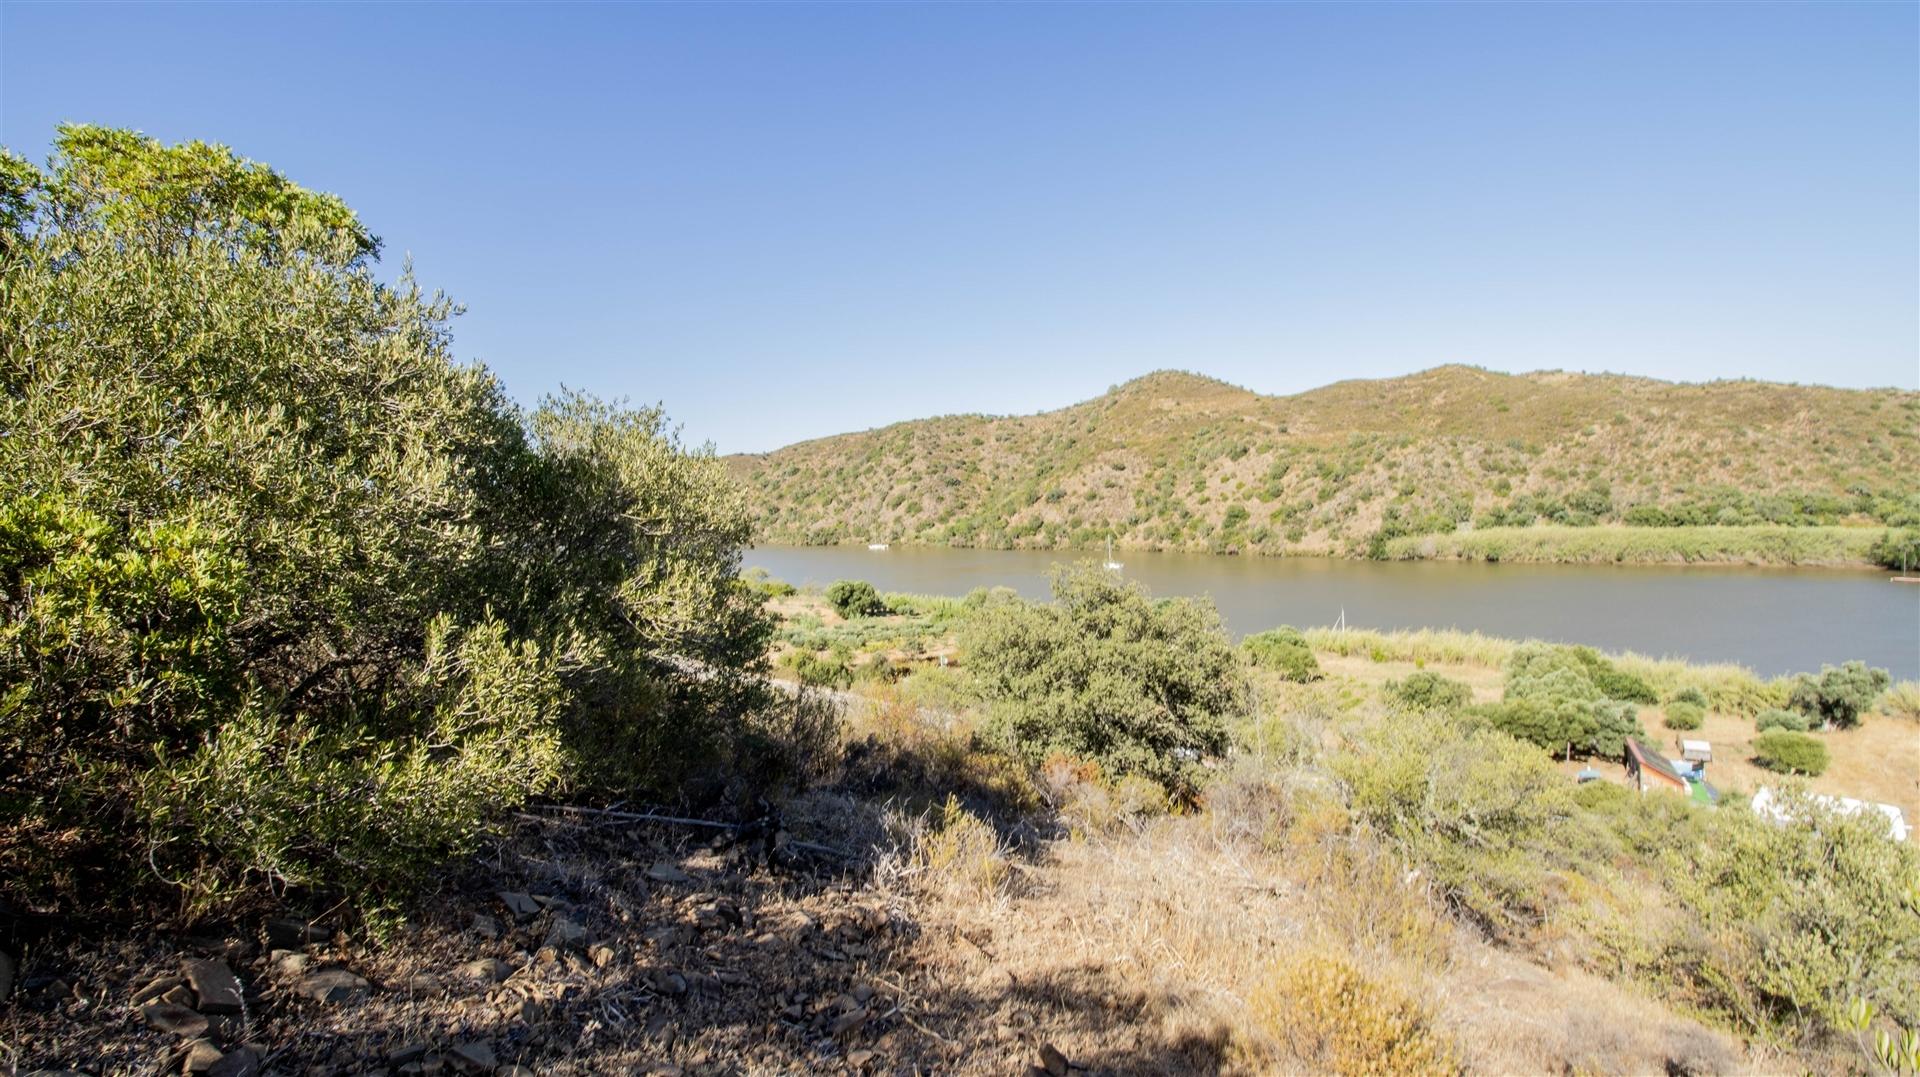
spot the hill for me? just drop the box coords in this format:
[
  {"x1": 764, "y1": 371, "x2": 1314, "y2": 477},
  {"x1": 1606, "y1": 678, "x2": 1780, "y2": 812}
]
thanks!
[{"x1": 728, "y1": 366, "x2": 1920, "y2": 564}]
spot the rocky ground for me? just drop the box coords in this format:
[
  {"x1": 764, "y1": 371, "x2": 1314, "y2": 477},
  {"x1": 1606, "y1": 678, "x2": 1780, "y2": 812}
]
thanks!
[{"x1": 2, "y1": 791, "x2": 1169, "y2": 1077}]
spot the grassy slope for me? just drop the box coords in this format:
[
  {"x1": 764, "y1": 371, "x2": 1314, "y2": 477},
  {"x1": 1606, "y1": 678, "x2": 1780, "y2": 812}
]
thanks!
[{"x1": 729, "y1": 366, "x2": 1919, "y2": 565}]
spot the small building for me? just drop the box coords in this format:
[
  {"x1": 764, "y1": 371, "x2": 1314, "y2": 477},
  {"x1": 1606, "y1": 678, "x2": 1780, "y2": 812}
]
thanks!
[
  {"x1": 1624, "y1": 739, "x2": 1689, "y2": 795},
  {"x1": 1680, "y1": 739, "x2": 1712, "y2": 764}
]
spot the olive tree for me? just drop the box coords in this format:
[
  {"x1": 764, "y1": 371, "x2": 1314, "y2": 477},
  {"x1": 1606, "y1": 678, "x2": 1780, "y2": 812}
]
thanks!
[
  {"x1": 0, "y1": 127, "x2": 774, "y2": 920},
  {"x1": 962, "y1": 563, "x2": 1249, "y2": 796}
]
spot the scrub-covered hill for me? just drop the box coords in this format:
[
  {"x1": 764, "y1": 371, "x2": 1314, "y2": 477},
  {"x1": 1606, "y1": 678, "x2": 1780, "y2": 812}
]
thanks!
[{"x1": 729, "y1": 366, "x2": 1919, "y2": 565}]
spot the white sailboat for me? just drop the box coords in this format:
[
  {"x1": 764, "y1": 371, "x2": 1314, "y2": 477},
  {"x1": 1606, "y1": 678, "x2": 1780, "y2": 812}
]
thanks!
[{"x1": 1103, "y1": 538, "x2": 1123, "y2": 571}]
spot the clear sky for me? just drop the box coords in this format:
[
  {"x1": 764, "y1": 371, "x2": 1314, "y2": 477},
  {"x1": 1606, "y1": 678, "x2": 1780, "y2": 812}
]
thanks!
[{"x1": 3, "y1": 3, "x2": 1915, "y2": 453}]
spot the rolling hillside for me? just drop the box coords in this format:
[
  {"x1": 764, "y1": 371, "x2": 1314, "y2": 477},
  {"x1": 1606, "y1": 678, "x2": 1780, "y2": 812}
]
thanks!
[{"x1": 728, "y1": 367, "x2": 1920, "y2": 564}]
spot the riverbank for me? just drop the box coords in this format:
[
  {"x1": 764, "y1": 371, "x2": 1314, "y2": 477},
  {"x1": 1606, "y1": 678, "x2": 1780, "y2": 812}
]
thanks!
[
  {"x1": 775, "y1": 524, "x2": 1898, "y2": 570},
  {"x1": 1383, "y1": 524, "x2": 1891, "y2": 568}
]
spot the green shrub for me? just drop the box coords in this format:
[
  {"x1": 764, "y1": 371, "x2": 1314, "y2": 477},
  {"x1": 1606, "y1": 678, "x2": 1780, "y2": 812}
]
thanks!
[
  {"x1": 1752, "y1": 731, "x2": 1830, "y2": 775},
  {"x1": 1663, "y1": 701, "x2": 1705, "y2": 731},
  {"x1": 1494, "y1": 645, "x2": 1646, "y2": 758},
  {"x1": 1245, "y1": 626, "x2": 1323, "y2": 683},
  {"x1": 1668, "y1": 686, "x2": 1708, "y2": 709},
  {"x1": 1336, "y1": 712, "x2": 1573, "y2": 932},
  {"x1": 1787, "y1": 661, "x2": 1891, "y2": 729},
  {"x1": 963, "y1": 563, "x2": 1249, "y2": 796},
  {"x1": 779, "y1": 649, "x2": 853, "y2": 690},
  {"x1": 0, "y1": 127, "x2": 775, "y2": 921},
  {"x1": 1386, "y1": 671, "x2": 1472, "y2": 712},
  {"x1": 1755, "y1": 708, "x2": 1809, "y2": 733},
  {"x1": 1670, "y1": 788, "x2": 1920, "y2": 1034},
  {"x1": 826, "y1": 579, "x2": 887, "y2": 618}
]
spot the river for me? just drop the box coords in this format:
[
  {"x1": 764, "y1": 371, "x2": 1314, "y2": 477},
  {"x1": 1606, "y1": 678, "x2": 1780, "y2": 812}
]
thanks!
[{"x1": 744, "y1": 545, "x2": 1920, "y2": 680}]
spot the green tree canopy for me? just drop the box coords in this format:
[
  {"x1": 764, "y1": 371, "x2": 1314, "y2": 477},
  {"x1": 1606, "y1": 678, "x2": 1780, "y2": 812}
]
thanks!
[
  {"x1": 962, "y1": 563, "x2": 1249, "y2": 796},
  {"x1": 0, "y1": 127, "x2": 774, "y2": 920}
]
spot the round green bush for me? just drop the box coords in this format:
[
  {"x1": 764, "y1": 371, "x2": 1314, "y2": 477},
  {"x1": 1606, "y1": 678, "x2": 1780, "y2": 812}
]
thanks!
[
  {"x1": 1387, "y1": 671, "x2": 1472, "y2": 712},
  {"x1": 1755, "y1": 708, "x2": 1809, "y2": 733},
  {"x1": 1244, "y1": 627, "x2": 1322, "y2": 683},
  {"x1": 825, "y1": 579, "x2": 886, "y2": 618},
  {"x1": 1663, "y1": 701, "x2": 1705, "y2": 731},
  {"x1": 1668, "y1": 686, "x2": 1708, "y2": 709},
  {"x1": 1752, "y1": 730, "x2": 1830, "y2": 776}
]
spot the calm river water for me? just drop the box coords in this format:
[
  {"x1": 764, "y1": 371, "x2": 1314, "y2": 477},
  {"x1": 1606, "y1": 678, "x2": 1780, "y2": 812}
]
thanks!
[{"x1": 744, "y1": 545, "x2": 1920, "y2": 680}]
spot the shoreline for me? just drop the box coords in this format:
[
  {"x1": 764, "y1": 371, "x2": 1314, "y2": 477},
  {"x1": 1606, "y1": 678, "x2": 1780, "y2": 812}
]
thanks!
[{"x1": 754, "y1": 524, "x2": 1898, "y2": 571}]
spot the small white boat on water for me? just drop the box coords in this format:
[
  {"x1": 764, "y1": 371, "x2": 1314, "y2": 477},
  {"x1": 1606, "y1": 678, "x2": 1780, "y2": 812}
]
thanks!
[
  {"x1": 868, "y1": 543, "x2": 889, "y2": 551},
  {"x1": 1103, "y1": 538, "x2": 1123, "y2": 571}
]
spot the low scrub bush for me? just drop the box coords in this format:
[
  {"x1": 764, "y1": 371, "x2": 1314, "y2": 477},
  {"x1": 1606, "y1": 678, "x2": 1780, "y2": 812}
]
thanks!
[
  {"x1": 1755, "y1": 708, "x2": 1810, "y2": 733},
  {"x1": 1788, "y1": 661, "x2": 1891, "y2": 729},
  {"x1": 1246, "y1": 949, "x2": 1458, "y2": 1075},
  {"x1": 963, "y1": 563, "x2": 1249, "y2": 797},
  {"x1": 1752, "y1": 731, "x2": 1830, "y2": 776},
  {"x1": 779, "y1": 648, "x2": 853, "y2": 690},
  {"x1": 1385, "y1": 671, "x2": 1472, "y2": 712},
  {"x1": 1336, "y1": 711, "x2": 1573, "y2": 932},
  {"x1": 826, "y1": 579, "x2": 887, "y2": 618},
  {"x1": 1668, "y1": 686, "x2": 1708, "y2": 709},
  {"x1": 1663, "y1": 701, "x2": 1705, "y2": 731},
  {"x1": 1880, "y1": 681, "x2": 1920, "y2": 722},
  {"x1": 1244, "y1": 626, "x2": 1322, "y2": 682}
]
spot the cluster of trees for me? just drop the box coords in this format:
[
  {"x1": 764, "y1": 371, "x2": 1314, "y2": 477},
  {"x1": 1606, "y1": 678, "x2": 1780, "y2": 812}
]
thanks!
[
  {"x1": 0, "y1": 128, "x2": 796, "y2": 921},
  {"x1": 1471, "y1": 645, "x2": 1652, "y2": 759}
]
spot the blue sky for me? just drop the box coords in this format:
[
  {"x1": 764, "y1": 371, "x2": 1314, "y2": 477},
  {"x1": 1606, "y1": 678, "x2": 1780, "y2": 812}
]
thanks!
[{"x1": 3, "y1": 3, "x2": 1914, "y2": 453}]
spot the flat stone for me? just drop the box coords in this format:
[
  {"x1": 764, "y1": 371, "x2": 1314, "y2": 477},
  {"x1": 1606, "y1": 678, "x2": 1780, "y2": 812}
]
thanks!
[
  {"x1": 182, "y1": 958, "x2": 245, "y2": 1015},
  {"x1": 131, "y1": 973, "x2": 184, "y2": 1006},
  {"x1": 206, "y1": 1045, "x2": 262, "y2": 1077},
  {"x1": 387, "y1": 1042, "x2": 429, "y2": 1065},
  {"x1": 645, "y1": 862, "x2": 691, "y2": 884},
  {"x1": 830, "y1": 1006, "x2": 868, "y2": 1036},
  {"x1": 468, "y1": 913, "x2": 500, "y2": 940},
  {"x1": 847, "y1": 1049, "x2": 879, "y2": 1069},
  {"x1": 543, "y1": 915, "x2": 589, "y2": 950},
  {"x1": 141, "y1": 1002, "x2": 209, "y2": 1037},
  {"x1": 270, "y1": 950, "x2": 310, "y2": 977},
  {"x1": 294, "y1": 966, "x2": 370, "y2": 1004},
  {"x1": 496, "y1": 892, "x2": 541, "y2": 921},
  {"x1": 183, "y1": 1039, "x2": 224, "y2": 1073},
  {"x1": 448, "y1": 1041, "x2": 495, "y2": 1074}
]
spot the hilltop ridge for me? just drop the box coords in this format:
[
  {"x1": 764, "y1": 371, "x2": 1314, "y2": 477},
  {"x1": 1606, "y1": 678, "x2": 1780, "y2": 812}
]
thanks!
[{"x1": 729, "y1": 366, "x2": 1919, "y2": 562}]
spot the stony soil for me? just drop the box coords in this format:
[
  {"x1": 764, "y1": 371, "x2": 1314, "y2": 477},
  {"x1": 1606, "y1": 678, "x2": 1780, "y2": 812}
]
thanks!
[{"x1": 3, "y1": 794, "x2": 1151, "y2": 1077}]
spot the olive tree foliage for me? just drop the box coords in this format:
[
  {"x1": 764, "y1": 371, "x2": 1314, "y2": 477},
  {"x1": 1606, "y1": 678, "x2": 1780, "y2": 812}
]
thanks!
[
  {"x1": 962, "y1": 564, "x2": 1250, "y2": 796},
  {"x1": 1787, "y1": 661, "x2": 1891, "y2": 730},
  {"x1": 0, "y1": 127, "x2": 775, "y2": 920},
  {"x1": 1477, "y1": 644, "x2": 1648, "y2": 759}
]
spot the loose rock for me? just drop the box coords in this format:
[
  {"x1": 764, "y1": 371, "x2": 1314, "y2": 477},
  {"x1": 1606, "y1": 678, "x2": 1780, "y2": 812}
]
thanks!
[
  {"x1": 294, "y1": 967, "x2": 370, "y2": 1004},
  {"x1": 182, "y1": 958, "x2": 245, "y2": 1015},
  {"x1": 495, "y1": 892, "x2": 541, "y2": 921},
  {"x1": 141, "y1": 1002, "x2": 209, "y2": 1037},
  {"x1": 206, "y1": 1045, "x2": 262, "y2": 1077},
  {"x1": 183, "y1": 1038, "x2": 224, "y2": 1073},
  {"x1": 448, "y1": 1040, "x2": 496, "y2": 1074},
  {"x1": 645, "y1": 862, "x2": 691, "y2": 884}
]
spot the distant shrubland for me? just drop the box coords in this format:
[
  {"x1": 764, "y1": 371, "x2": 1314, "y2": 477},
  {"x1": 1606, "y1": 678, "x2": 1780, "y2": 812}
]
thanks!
[{"x1": 730, "y1": 367, "x2": 1918, "y2": 566}]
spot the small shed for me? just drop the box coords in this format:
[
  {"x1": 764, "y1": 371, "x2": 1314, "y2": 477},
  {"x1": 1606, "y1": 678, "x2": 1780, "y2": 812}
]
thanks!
[
  {"x1": 1624, "y1": 739, "x2": 1689, "y2": 795},
  {"x1": 1680, "y1": 740, "x2": 1712, "y2": 763}
]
